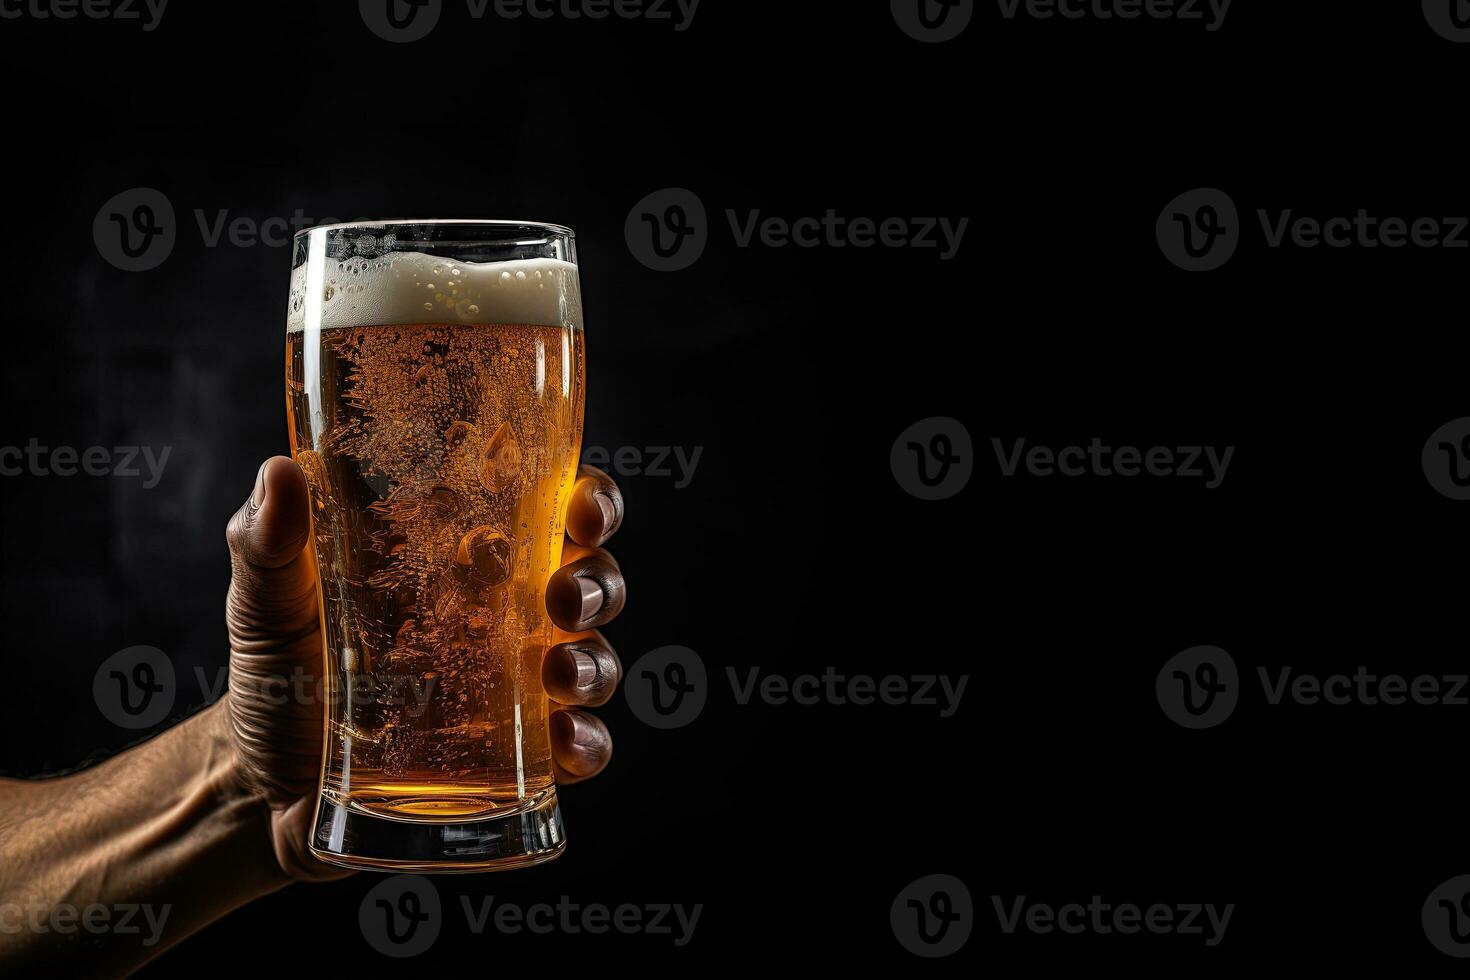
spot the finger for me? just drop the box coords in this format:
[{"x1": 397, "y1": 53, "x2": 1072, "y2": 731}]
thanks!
[
  {"x1": 542, "y1": 630, "x2": 622, "y2": 707},
  {"x1": 225, "y1": 456, "x2": 318, "y2": 643},
  {"x1": 224, "y1": 457, "x2": 323, "y2": 807},
  {"x1": 549, "y1": 708, "x2": 613, "y2": 784},
  {"x1": 565, "y1": 465, "x2": 624, "y2": 548},
  {"x1": 545, "y1": 550, "x2": 625, "y2": 632}
]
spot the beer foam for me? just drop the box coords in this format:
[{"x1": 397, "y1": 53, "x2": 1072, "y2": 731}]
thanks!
[{"x1": 287, "y1": 251, "x2": 581, "y2": 332}]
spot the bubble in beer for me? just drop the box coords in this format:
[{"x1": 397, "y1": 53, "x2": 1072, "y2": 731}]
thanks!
[
  {"x1": 479, "y1": 422, "x2": 520, "y2": 493},
  {"x1": 454, "y1": 525, "x2": 512, "y2": 588},
  {"x1": 444, "y1": 420, "x2": 478, "y2": 452}
]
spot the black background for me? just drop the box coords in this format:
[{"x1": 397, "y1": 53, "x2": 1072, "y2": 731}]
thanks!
[{"x1": 2, "y1": 0, "x2": 1468, "y2": 974}]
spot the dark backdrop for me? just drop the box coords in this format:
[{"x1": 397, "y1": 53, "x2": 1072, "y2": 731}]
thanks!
[{"x1": 1, "y1": 1, "x2": 1468, "y2": 974}]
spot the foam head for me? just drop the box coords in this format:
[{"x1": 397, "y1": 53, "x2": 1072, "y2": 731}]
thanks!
[{"x1": 287, "y1": 251, "x2": 582, "y2": 332}]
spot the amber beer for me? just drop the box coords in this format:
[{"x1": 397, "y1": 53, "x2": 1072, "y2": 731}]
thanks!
[{"x1": 286, "y1": 223, "x2": 585, "y2": 871}]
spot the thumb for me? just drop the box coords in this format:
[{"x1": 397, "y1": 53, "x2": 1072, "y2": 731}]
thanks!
[
  {"x1": 225, "y1": 456, "x2": 323, "y2": 809},
  {"x1": 225, "y1": 456, "x2": 317, "y2": 642}
]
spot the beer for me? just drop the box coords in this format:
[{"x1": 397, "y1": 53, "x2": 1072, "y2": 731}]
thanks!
[{"x1": 286, "y1": 229, "x2": 584, "y2": 870}]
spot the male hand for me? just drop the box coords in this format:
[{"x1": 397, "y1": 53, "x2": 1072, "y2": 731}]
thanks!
[{"x1": 223, "y1": 457, "x2": 627, "y2": 881}]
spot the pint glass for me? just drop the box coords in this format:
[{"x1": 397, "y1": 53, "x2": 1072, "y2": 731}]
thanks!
[{"x1": 285, "y1": 221, "x2": 585, "y2": 871}]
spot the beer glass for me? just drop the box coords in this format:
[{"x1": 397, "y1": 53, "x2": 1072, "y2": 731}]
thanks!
[{"x1": 285, "y1": 221, "x2": 585, "y2": 871}]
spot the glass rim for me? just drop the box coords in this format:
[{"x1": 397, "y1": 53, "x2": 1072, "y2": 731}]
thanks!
[{"x1": 292, "y1": 218, "x2": 576, "y2": 240}]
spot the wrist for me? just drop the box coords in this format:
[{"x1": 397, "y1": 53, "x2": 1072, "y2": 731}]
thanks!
[{"x1": 198, "y1": 697, "x2": 294, "y2": 892}]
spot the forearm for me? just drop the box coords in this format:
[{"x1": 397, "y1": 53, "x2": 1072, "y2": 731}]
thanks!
[{"x1": 0, "y1": 699, "x2": 288, "y2": 977}]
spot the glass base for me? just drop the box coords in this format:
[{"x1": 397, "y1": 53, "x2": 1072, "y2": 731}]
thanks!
[{"x1": 309, "y1": 789, "x2": 566, "y2": 873}]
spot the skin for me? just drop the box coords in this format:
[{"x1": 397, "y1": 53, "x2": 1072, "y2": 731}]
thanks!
[{"x1": 0, "y1": 457, "x2": 627, "y2": 977}]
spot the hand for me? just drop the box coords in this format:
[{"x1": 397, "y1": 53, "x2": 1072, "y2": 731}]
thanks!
[{"x1": 223, "y1": 457, "x2": 627, "y2": 882}]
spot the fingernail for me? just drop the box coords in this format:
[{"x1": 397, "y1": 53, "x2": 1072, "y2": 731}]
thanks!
[
  {"x1": 251, "y1": 461, "x2": 269, "y2": 508},
  {"x1": 577, "y1": 576, "x2": 605, "y2": 623},
  {"x1": 569, "y1": 712, "x2": 600, "y2": 748},
  {"x1": 594, "y1": 491, "x2": 617, "y2": 535},
  {"x1": 568, "y1": 647, "x2": 600, "y2": 689}
]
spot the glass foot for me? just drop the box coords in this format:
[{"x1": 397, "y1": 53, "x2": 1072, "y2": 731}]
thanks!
[{"x1": 309, "y1": 789, "x2": 566, "y2": 873}]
